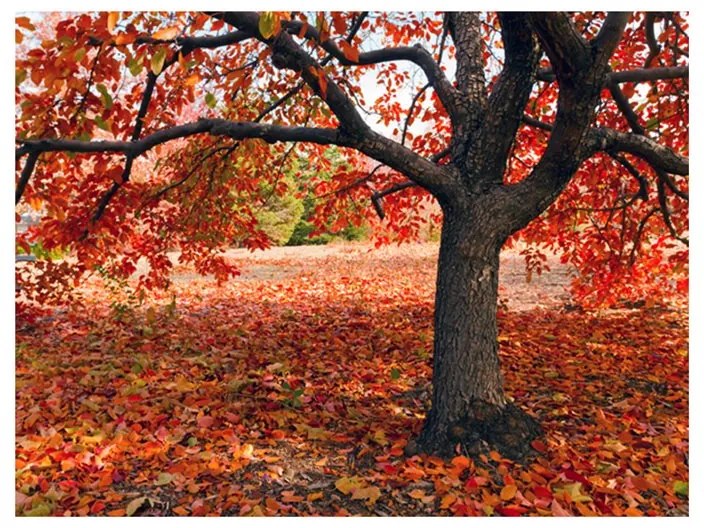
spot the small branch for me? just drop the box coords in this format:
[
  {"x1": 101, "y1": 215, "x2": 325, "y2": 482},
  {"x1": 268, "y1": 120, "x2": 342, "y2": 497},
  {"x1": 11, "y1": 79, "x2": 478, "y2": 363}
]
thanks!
[
  {"x1": 522, "y1": 114, "x2": 553, "y2": 132},
  {"x1": 400, "y1": 82, "x2": 430, "y2": 146},
  {"x1": 656, "y1": 178, "x2": 688, "y2": 245},
  {"x1": 644, "y1": 13, "x2": 661, "y2": 68},
  {"x1": 15, "y1": 151, "x2": 39, "y2": 205},
  {"x1": 371, "y1": 181, "x2": 417, "y2": 220},
  {"x1": 608, "y1": 152, "x2": 649, "y2": 201},
  {"x1": 72, "y1": 43, "x2": 104, "y2": 122}
]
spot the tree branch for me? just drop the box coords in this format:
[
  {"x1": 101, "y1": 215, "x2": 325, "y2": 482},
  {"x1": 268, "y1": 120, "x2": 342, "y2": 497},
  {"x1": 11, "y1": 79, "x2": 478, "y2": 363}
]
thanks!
[
  {"x1": 472, "y1": 13, "x2": 539, "y2": 186},
  {"x1": 586, "y1": 127, "x2": 688, "y2": 175},
  {"x1": 15, "y1": 151, "x2": 39, "y2": 205},
  {"x1": 608, "y1": 66, "x2": 688, "y2": 83},
  {"x1": 644, "y1": 13, "x2": 661, "y2": 67},
  {"x1": 211, "y1": 12, "x2": 462, "y2": 125},
  {"x1": 592, "y1": 12, "x2": 631, "y2": 53},
  {"x1": 209, "y1": 11, "x2": 452, "y2": 193},
  {"x1": 446, "y1": 12, "x2": 487, "y2": 110},
  {"x1": 371, "y1": 181, "x2": 418, "y2": 220},
  {"x1": 528, "y1": 13, "x2": 589, "y2": 83}
]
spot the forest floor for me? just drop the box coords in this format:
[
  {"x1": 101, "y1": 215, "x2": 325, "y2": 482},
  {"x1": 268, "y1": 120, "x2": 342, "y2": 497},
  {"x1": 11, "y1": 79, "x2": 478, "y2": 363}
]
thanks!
[{"x1": 16, "y1": 243, "x2": 688, "y2": 516}]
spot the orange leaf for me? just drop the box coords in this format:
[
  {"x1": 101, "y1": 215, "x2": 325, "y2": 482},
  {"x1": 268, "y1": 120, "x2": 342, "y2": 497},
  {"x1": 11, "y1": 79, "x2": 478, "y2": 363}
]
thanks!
[
  {"x1": 115, "y1": 33, "x2": 137, "y2": 45},
  {"x1": 440, "y1": 494, "x2": 457, "y2": 509},
  {"x1": 172, "y1": 506, "x2": 189, "y2": 516},
  {"x1": 107, "y1": 12, "x2": 119, "y2": 34},
  {"x1": 409, "y1": 489, "x2": 427, "y2": 500},
  {"x1": 108, "y1": 508, "x2": 126, "y2": 516},
  {"x1": 16, "y1": 16, "x2": 35, "y2": 30},
  {"x1": 153, "y1": 26, "x2": 180, "y2": 41},
  {"x1": 500, "y1": 484, "x2": 518, "y2": 501},
  {"x1": 339, "y1": 40, "x2": 360, "y2": 63},
  {"x1": 332, "y1": 14, "x2": 347, "y2": 34},
  {"x1": 184, "y1": 73, "x2": 200, "y2": 87}
]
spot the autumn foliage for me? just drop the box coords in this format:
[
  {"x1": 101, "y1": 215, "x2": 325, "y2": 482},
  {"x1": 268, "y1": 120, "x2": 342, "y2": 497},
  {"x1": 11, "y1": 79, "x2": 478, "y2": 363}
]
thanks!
[{"x1": 15, "y1": 11, "x2": 688, "y2": 307}]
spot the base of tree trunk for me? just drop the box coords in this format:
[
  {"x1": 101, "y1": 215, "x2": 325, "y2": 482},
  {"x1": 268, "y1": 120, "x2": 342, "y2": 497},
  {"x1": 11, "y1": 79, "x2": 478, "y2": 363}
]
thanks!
[{"x1": 409, "y1": 402, "x2": 543, "y2": 461}]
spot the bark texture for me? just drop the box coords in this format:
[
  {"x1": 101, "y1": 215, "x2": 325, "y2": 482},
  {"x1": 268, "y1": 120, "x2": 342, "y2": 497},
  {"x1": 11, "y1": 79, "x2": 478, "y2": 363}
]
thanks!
[{"x1": 413, "y1": 210, "x2": 541, "y2": 459}]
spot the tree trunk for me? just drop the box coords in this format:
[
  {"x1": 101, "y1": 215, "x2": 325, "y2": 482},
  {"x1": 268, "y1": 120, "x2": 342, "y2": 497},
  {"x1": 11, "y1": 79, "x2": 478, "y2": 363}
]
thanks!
[{"x1": 414, "y1": 209, "x2": 542, "y2": 459}]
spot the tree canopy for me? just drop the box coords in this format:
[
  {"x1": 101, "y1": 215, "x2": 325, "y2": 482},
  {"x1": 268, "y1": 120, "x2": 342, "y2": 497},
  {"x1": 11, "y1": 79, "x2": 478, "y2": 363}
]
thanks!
[{"x1": 15, "y1": 11, "x2": 688, "y2": 307}]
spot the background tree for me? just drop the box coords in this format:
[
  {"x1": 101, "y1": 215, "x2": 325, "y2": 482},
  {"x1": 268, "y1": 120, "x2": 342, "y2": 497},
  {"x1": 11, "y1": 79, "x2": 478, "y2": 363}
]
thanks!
[{"x1": 15, "y1": 11, "x2": 688, "y2": 456}]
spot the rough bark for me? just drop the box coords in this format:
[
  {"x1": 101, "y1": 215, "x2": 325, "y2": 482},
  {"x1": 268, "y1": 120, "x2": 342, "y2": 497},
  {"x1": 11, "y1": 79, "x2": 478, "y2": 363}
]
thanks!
[{"x1": 412, "y1": 208, "x2": 541, "y2": 459}]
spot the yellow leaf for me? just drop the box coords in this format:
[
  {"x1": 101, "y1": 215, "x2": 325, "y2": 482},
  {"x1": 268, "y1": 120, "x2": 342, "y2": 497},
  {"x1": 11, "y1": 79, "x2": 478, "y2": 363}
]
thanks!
[
  {"x1": 335, "y1": 476, "x2": 365, "y2": 495},
  {"x1": 107, "y1": 12, "x2": 119, "y2": 34},
  {"x1": 558, "y1": 482, "x2": 592, "y2": 503},
  {"x1": 352, "y1": 486, "x2": 381, "y2": 505},
  {"x1": 126, "y1": 496, "x2": 148, "y2": 516},
  {"x1": 500, "y1": 484, "x2": 517, "y2": 501},
  {"x1": 185, "y1": 73, "x2": 200, "y2": 87},
  {"x1": 258, "y1": 12, "x2": 280, "y2": 39},
  {"x1": 153, "y1": 26, "x2": 180, "y2": 41},
  {"x1": 307, "y1": 492, "x2": 323, "y2": 502}
]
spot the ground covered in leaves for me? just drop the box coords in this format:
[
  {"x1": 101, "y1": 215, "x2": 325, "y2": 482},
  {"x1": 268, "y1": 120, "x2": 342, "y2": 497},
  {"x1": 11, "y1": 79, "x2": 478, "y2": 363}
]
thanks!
[{"x1": 16, "y1": 244, "x2": 688, "y2": 516}]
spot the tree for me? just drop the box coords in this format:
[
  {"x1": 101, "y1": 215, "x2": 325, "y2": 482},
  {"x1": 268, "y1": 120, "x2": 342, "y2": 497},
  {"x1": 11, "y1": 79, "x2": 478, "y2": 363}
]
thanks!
[{"x1": 15, "y1": 12, "x2": 688, "y2": 457}]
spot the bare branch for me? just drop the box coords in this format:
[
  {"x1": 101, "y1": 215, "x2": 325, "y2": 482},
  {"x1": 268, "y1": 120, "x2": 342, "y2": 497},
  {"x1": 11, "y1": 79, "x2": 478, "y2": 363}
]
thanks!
[
  {"x1": 446, "y1": 12, "x2": 486, "y2": 107},
  {"x1": 529, "y1": 13, "x2": 589, "y2": 83},
  {"x1": 472, "y1": 13, "x2": 539, "y2": 184},
  {"x1": 657, "y1": 178, "x2": 688, "y2": 245},
  {"x1": 608, "y1": 152, "x2": 649, "y2": 201}
]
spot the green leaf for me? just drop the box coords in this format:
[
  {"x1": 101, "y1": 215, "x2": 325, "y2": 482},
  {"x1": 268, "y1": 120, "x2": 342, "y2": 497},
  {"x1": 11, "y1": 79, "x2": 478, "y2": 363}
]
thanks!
[
  {"x1": 187, "y1": 436, "x2": 198, "y2": 447},
  {"x1": 130, "y1": 360, "x2": 143, "y2": 374},
  {"x1": 674, "y1": 480, "x2": 688, "y2": 497},
  {"x1": 74, "y1": 47, "x2": 86, "y2": 62},
  {"x1": 96, "y1": 84, "x2": 113, "y2": 109},
  {"x1": 94, "y1": 115, "x2": 111, "y2": 132},
  {"x1": 15, "y1": 69, "x2": 27, "y2": 86},
  {"x1": 128, "y1": 58, "x2": 143, "y2": 77},
  {"x1": 258, "y1": 12, "x2": 276, "y2": 39},
  {"x1": 150, "y1": 48, "x2": 167, "y2": 75},
  {"x1": 390, "y1": 368, "x2": 400, "y2": 380},
  {"x1": 205, "y1": 92, "x2": 217, "y2": 108}
]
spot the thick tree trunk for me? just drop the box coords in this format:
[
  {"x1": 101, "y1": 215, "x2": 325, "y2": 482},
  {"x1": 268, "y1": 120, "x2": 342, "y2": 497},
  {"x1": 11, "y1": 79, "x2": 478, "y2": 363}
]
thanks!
[{"x1": 414, "y1": 210, "x2": 541, "y2": 459}]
